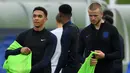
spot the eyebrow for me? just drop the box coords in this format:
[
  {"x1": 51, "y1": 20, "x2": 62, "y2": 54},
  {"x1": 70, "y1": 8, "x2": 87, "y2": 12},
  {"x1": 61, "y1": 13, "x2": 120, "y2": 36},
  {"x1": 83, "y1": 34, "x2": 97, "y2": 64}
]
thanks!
[{"x1": 33, "y1": 14, "x2": 43, "y2": 17}]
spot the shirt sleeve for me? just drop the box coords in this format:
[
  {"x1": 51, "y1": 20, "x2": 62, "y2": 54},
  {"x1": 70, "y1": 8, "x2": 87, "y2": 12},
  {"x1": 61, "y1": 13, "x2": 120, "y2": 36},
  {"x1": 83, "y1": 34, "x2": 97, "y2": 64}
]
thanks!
[
  {"x1": 105, "y1": 26, "x2": 122, "y2": 60},
  {"x1": 5, "y1": 32, "x2": 26, "y2": 59},
  {"x1": 31, "y1": 34, "x2": 57, "y2": 72}
]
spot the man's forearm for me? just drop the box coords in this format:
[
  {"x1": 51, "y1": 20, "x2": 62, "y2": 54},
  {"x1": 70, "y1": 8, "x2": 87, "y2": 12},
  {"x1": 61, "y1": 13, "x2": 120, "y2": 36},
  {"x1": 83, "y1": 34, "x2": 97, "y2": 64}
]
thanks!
[{"x1": 5, "y1": 48, "x2": 21, "y2": 59}]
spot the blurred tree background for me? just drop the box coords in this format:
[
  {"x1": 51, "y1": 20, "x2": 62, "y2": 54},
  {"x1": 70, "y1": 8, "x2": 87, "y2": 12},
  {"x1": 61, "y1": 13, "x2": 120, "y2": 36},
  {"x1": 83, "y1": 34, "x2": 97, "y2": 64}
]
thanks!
[{"x1": 105, "y1": 0, "x2": 130, "y2": 4}]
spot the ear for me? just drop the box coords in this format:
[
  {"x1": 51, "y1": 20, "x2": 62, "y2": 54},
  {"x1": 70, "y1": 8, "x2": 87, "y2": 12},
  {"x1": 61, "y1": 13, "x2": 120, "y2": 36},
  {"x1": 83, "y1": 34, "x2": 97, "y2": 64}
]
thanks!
[
  {"x1": 44, "y1": 17, "x2": 48, "y2": 22},
  {"x1": 46, "y1": 17, "x2": 48, "y2": 21}
]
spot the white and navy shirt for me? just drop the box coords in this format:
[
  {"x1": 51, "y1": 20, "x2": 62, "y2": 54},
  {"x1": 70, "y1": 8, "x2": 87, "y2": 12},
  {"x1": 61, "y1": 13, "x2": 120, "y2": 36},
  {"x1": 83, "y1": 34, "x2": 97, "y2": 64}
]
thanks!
[{"x1": 51, "y1": 28, "x2": 63, "y2": 73}]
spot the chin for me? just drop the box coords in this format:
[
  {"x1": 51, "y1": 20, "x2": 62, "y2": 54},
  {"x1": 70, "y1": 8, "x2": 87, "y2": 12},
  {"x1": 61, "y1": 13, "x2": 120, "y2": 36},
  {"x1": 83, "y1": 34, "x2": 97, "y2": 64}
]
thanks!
[
  {"x1": 35, "y1": 26, "x2": 40, "y2": 28},
  {"x1": 91, "y1": 23, "x2": 95, "y2": 25}
]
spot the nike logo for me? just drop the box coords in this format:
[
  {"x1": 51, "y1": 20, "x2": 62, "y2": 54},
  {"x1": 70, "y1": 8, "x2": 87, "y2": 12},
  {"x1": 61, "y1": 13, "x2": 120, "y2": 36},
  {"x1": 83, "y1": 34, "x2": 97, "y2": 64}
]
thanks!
[{"x1": 41, "y1": 39, "x2": 46, "y2": 41}]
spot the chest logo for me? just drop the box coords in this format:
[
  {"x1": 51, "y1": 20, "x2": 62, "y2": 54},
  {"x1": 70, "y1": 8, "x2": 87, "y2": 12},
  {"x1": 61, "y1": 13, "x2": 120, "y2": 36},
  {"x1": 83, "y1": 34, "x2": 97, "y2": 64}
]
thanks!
[
  {"x1": 41, "y1": 39, "x2": 46, "y2": 42},
  {"x1": 103, "y1": 32, "x2": 109, "y2": 38}
]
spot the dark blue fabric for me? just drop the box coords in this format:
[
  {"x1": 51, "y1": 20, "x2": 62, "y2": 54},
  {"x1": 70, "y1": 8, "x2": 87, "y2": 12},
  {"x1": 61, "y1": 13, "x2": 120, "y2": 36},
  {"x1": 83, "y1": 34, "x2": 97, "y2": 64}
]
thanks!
[
  {"x1": 31, "y1": 33, "x2": 57, "y2": 72},
  {"x1": 119, "y1": 35, "x2": 124, "y2": 59},
  {"x1": 126, "y1": 62, "x2": 130, "y2": 73},
  {"x1": 103, "y1": 32, "x2": 109, "y2": 38},
  {"x1": 55, "y1": 21, "x2": 80, "y2": 73}
]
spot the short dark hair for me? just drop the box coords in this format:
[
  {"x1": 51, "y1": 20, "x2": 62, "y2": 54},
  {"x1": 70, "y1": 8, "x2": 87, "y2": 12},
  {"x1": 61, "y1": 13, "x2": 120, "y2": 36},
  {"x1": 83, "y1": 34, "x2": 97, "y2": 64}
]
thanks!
[
  {"x1": 33, "y1": 6, "x2": 48, "y2": 17},
  {"x1": 103, "y1": 9, "x2": 113, "y2": 17},
  {"x1": 104, "y1": 15, "x2": 113, "y2": 24},
  {"x1": 59, "y1": 4, "x2": 72, "y2": 15}
]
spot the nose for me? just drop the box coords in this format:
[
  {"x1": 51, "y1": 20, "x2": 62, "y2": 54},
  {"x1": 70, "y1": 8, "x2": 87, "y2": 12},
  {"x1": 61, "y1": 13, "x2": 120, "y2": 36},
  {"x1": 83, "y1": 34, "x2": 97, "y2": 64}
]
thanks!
[
  {"x1": 35, "y1": 16, "x2": 39, "y2": 19},
  {"x1": 91, "y1": 16, "x2": 95, "y2": 20},
  {"x1": 34, "y1": 16, "x2": 39, "y2": 21}
]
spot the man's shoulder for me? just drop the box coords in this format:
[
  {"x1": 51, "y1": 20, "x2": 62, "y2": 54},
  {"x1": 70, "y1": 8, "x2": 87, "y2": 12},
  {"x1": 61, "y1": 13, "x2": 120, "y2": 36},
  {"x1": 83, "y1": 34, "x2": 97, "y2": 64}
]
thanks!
[
  {"x1": 80, "y1": 25, "x2": 91, "y2": 33},
  {"x1": 45, "y1": 29, "x2": 57, "y2": 40},
  {"x1": 66, "y1": 24, "x2": 79, "y2": 33},
  {"x1": 104, "y1": 21, "x2": 116, "y2": 28},
  {"x1": 51, "y1": 29, "x2": 56, "y2": 33},
  {"x1": 69, "y1": 23, "x2": 79, "y2": 29},
  {"x1": 104, "y1": 21, "x2": 118, "y2": 31},
  {"x1": 18, "y1": 29, "x2": 32, "y2": 37},
  {"x1": 16, "y1": 29, "x2": 33, "y2": 42}
]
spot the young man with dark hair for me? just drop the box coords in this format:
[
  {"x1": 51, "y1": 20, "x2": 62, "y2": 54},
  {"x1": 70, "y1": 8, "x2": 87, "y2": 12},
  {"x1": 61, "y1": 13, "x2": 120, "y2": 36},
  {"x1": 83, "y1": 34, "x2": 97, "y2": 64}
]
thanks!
[
  {"x1": 78, "y1": 2, "x2": 121, "y2": 73},
  {"x1": 103, "y1": 9, "x2": 124, "y2": 73},
  {"x1": 103, "y1": 9, "x2": 114, "y2": 17},
  {"x1": 5, "y1": 6, "x2": 57, "y2": 73},
  {"x1": 54, "y1": 4, "x2": 80, "y2": 73},
  {"x1": 103, "y1": 9, "x2": 114, "y2": 24}
]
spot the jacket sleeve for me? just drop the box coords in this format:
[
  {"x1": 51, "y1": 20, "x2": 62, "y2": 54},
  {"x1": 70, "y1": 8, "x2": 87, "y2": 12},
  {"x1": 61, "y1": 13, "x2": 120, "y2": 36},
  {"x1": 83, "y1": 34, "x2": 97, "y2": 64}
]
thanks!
[
  {"x1": 5, "y1": 32, "x2": 26, "y2": 59},
  {"x1": 55, "y1": 27, "x2": 79, "y2": 73},
  {"x1": 54, "y1": 29, "x2": 71, "y2": 73},
  {"x1": 119, "y1": 35, "x2": 124, "y2": 59},
  {"x1": 31, "y1": 34, "x2": 57, "y2": 72},
  {"x1": 105, "y1": 26, "x2": 121, "y2": 60},
  {"x1": 78, "y1": 31, "x2": 86, "y2": 63}
]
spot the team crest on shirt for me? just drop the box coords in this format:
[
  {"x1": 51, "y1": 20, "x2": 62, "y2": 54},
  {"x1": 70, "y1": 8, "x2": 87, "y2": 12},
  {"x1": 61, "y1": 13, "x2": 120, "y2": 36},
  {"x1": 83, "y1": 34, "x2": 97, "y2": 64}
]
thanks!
[{"x1": 103, "y1": 32, "x2": 109, "y2": 38}]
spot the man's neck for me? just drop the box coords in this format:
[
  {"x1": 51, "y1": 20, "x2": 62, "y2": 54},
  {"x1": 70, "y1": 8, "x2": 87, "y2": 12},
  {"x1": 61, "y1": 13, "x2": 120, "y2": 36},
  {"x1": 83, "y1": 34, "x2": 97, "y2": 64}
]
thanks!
[
  {"x1": 57, "y1": 24, "x2": 62, "y2": 28},
  {"x1": 94, "y1": 19, "x2": 104, "y2": 30},
  {"x1": 63, "y1": 19, "x2": 70, "y2": 25},
  {"x1": 33, "y1": 26, "x2": 44, "y2": 31}
]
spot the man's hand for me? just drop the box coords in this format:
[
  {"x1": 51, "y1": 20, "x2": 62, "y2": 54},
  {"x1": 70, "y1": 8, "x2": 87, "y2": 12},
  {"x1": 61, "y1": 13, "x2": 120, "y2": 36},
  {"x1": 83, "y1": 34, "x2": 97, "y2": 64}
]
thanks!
[
  {"x1": 95, "y1": 50, "x2": 105, "y2": 59},
  {"x1": 90, "y1": 58, "x2": 97, "y2": 66},
  {"x1": 20, "y1": 47, "x2": 31, "y2": 55}
]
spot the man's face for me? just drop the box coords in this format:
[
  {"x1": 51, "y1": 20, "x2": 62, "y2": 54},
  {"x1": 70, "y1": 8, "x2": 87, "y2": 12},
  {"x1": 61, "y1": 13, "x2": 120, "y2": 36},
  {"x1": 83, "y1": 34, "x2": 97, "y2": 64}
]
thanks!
[
  {"x1": 88, "y1": 8, "x2": 103, "y2": 25},
  {"x1": 33, "y1": 10, "x2": 47, "y2": 28}
]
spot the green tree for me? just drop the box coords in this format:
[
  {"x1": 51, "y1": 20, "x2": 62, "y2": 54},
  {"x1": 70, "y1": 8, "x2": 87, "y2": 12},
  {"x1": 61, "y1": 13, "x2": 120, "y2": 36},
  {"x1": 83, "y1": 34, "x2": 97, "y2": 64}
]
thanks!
[
  {"x1": 117, "y1": 0, "x2": 130, "y2": 4},
  {"x1": 105, "y1": 0, "x2": 130, "y2": 4}
]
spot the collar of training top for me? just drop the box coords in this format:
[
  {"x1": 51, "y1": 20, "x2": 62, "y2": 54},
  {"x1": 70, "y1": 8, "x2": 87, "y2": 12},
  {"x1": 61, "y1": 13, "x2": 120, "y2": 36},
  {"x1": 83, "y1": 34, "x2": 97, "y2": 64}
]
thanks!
[
  {"x1": 90, "y1": 21, "x2": 105, "y2": 31},
  {"x1": 63, "y1": 21, "x2": 72, "y2": 28},
  {"x1": 33, "y1": 28, "x2": 46, "y2": 34}
]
